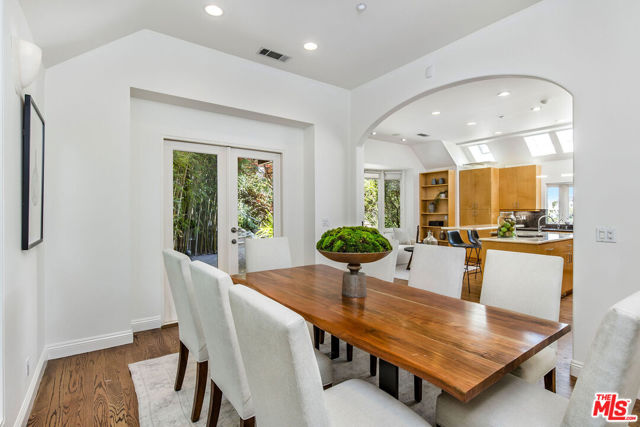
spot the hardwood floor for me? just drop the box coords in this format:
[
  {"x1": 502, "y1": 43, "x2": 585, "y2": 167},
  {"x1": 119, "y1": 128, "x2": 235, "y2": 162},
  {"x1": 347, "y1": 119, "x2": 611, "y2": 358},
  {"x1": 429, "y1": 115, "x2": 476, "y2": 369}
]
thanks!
[{"x1": 27, "y1": 272, "x2": 639, "y2": 426}]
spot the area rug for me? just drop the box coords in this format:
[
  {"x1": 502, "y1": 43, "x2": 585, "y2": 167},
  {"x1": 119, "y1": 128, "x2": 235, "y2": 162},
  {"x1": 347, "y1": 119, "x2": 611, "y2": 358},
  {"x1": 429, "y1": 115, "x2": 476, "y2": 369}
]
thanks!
[{"x1": 130, "y1": 339, "x2": 440, "y2": 426}]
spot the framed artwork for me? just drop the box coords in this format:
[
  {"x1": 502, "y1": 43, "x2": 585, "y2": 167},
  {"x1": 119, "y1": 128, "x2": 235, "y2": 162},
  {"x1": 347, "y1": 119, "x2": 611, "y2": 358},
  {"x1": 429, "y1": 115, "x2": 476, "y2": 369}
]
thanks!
[{"x1": 22, "y1": 94, "x2": 45, "y2": 250}]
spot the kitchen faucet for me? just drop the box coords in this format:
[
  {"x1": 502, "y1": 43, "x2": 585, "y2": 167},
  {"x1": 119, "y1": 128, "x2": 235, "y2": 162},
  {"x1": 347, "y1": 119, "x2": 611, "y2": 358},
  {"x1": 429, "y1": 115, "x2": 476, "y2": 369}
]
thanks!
[{"x1": 538, "y1": 215, "x2": 552, "y2": 233}]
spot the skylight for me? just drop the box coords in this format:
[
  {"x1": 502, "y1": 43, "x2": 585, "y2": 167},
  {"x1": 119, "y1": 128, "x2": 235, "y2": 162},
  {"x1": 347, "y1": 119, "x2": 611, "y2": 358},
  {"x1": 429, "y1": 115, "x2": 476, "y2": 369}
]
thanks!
[
  {"x1": 468, "y1": 144, "x2": 495, "y2": 162},
  {"x1": 556, "y1": 129, "x2": 573, "y2": 153},
  {"x1": 524, "y1": 133, "x2": 556, "y2": 157}
]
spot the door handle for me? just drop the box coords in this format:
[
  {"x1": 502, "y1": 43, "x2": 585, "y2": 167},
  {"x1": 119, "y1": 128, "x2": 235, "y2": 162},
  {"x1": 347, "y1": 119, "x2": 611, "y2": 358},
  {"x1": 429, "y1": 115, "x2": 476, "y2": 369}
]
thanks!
[
  {"x1": 231, "y1": 227, "x2": 238, "y2": 233},
  {"x1": 231, "y1": 239, "x2": 237, "y2": 244}
]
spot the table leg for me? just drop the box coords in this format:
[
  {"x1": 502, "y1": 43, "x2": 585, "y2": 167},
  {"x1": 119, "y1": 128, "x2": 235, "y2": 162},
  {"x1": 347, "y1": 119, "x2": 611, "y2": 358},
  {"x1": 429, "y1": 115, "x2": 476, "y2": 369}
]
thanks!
[
  {"x1": 378, "y1": 359, "x2": 399, "y2": 398},
  {"x1": 313, "y1": 326, "x2": 321, "y2": 350},
  {"x1": 414, "y1": 375, "x2": 422, "y2": 402},
  {"x1": 370, "y1": 355, "x2": 377, "y2": 376},
  {"x1": 406, "y1": 252, "x2": 414, "y2": 270},
  {"x1": 346, "y1": 344, "x2": 353, "y2": 361},
  {"x1": 330, "y1": 335, "x2": 340, "y2": 359}
]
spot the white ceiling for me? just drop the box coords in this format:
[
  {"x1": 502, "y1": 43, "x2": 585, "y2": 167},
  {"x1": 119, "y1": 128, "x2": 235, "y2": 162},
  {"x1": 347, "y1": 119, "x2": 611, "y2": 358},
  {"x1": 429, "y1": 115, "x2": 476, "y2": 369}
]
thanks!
[
  {"x1": 373, "y1": 76, "x2": 572, "y2": 145},
  {"x1": 20, "y1": 0, "x2": 541, "y2": 88}
]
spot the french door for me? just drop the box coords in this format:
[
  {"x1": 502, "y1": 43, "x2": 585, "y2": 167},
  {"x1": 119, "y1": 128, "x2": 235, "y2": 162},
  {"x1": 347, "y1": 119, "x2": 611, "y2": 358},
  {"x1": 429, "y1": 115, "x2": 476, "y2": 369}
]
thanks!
[{"x1": 163, "y1": 140, "x2": 281, "y2": 322}]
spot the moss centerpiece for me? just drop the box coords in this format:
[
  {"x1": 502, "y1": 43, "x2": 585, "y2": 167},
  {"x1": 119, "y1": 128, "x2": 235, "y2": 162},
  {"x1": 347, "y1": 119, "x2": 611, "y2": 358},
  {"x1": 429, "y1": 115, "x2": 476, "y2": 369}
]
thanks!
[{"x1": 316, "y1": 226, "x2": 392, "y2": 298}]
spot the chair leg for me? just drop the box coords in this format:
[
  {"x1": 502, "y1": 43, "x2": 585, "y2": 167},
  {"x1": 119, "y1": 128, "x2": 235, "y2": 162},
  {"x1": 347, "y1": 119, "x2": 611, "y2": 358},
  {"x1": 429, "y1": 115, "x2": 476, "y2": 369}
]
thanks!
[
  {"x1": 207, "y1": 380, "x2": 223, "y2": 427},
  {"x1": 407, "y1": 251, "x2": 414, "y2": 270},
  {"x1": 319, "y1": 329, "x2": 325, "y2": 344},
  {"x1": 544, "y1": 368, "x2": 556, "y2": 393},
  {"x1": 191, "y1": 361, "x2": 208, "y2": 422},
  {"x1": 313, "y1": 325, "x2": 321, "y2": 350},
  {"x1": 347, "y1": 344, "x2": 353, "y2": 361},
  {"x1": 241, "y1": 417, "x2": 256, "y2": 427},
  {"x1": 174, "y1": 341, "x2": 189, "y2": 391},
  {"x1": 370, "y1": 355, "x2": 377, "y2": 376},
  {"x1": 331, "y1": 335, "x2": 340, "y2": 359},
  {"x1": 414, "y1": 375, "x2": 422, "y2": 402}
]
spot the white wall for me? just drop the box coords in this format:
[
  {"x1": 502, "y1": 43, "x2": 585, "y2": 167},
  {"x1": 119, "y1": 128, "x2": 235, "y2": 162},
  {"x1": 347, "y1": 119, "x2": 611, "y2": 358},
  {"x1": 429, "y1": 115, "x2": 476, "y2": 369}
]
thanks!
[
  {"x1": 43, "y1": 30, "x2": 350, "y2": 350},
  {"x1": 2, "y1": 0, "x2": 46, "y2": 424},
  {"x1": 350, "y1": 0, "x2": 640, "y2": 375},
  {"x1": 363, "y1": 139, "x2": 424, "y2": 235},
  {"x1": 130, "y1": 96, "x2": 311, "y2": 326}
]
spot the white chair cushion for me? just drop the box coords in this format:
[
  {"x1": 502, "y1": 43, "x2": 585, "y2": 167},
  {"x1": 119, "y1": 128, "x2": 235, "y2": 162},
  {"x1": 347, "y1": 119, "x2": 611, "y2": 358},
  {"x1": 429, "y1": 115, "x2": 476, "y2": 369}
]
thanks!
[
  {"x1": 360, "y1": 239, "x2": 399, "y2": 282},
  {"x1": 510, "y1": 345, "x2": 557, "y2": 383},
  {"x1": 393, "y1": 228, "x2": 412, "y2": 245},
  {"x1": 325, "y1": 379, "x2": 430, "y2": 426},
  {"x1": 408, "y1": 244, "x2": 466, "y2": 298},
  {"x1": 436, "y1": 374, "x2": 568, "y2": 427},
  {"x1": 396, "y1": 244, "x2": 412, "y2": 265},
  {"x1": 245, "y1": 236, "x2": 292, "y2": 272},
  {"x1": 162, "y1": 249, "x2": 208, "y2": 362}
]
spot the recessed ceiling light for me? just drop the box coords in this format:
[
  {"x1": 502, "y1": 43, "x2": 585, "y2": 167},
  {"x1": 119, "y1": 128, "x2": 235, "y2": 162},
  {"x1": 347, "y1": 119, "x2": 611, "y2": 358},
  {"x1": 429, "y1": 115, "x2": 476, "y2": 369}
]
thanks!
[
  {"x1": 531, "y1": 106, "x2": 541, "y2": 112},
  {"x1": 356, "y1": 3, "x2": 367, "y2": 12},
  {"x1": 494, "y1": 131, "x2": 503, "y2": 135},
  {"x1": 401, "y1": 138, "x2": 407, "y2": 142},
  {"x1": 204, "y1": 4, "x2": 224, "y2": 16},
  {"x1": 467, "y1": 122, "x2": 477, "y2": 126},
  {"x1": 431, "y1": 111, "x2": 441, "y2": 115},
  {"x1": 497, "y1": 91, "x2": 510, "y2": 97},
  {"x1": 371, "y1": 131, "x2": 377, "y2": 135},
  {"x1": 303, "y1": 42, "x2": 318, "y2": 51}
]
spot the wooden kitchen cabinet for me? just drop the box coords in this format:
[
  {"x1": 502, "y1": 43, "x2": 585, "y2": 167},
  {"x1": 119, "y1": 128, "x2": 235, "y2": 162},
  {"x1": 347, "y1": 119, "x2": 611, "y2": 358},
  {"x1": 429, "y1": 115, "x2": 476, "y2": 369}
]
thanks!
[
  {"x1": 459, "y1": 168, "x2": 500, "y2": 226},
  {"x1": 499, "y1": 165, "x2": 541, "y2": 210}
]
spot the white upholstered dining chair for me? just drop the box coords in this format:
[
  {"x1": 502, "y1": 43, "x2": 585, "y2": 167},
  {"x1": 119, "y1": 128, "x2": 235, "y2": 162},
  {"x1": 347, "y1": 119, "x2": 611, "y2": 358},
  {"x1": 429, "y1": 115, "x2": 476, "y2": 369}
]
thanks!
[
  {"x1": 436, "y1": 290, "x2": 640, "y2": 427},
  {"x1": 360, "y1": 239, "x2": 399, "y2": 282},
  {"x1": 408, "y1": 244, "x2": 466, "y2": 298},
  {"x1": 480, "y1": 250, "x2": 563, "y2": 391},
  {"x1": 189, "y1": 261, "x2": 333, "y2": 426},
  {"x1": 162, "y1": 249, "x2": 209, "y2": 422},
  {"x1": 245, "y1": 236, "x2": 292, "y2": 272},
  {"x1": 229, "y1": 284, "x2": 431, "y2": 427}
]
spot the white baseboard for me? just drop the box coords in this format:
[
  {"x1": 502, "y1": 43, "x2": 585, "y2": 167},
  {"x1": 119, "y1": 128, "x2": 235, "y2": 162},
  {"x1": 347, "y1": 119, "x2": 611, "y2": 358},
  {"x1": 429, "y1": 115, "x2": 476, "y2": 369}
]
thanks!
[
  {"x1": 47, "y1": 329, "x2": 133, "y2": 360},
  {"x1": 14, "y1": 348, "x2": 48, "y2": 427},
  {"x1": 131, "y1": 315, "x2": 162, "y2": 332},
  {"x1": 570, "y1": 359, "x2": 583, "y2": 378}
]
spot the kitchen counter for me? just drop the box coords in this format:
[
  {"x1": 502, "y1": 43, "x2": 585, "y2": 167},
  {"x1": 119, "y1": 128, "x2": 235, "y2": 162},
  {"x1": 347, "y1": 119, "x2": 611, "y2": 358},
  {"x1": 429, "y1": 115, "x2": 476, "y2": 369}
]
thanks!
[
  {"x1": 442, "y1": 224, "x2": 523, "y2": 231},
  {"x1": 481, "y1": 232, "x2": 573, "y2": 245}
]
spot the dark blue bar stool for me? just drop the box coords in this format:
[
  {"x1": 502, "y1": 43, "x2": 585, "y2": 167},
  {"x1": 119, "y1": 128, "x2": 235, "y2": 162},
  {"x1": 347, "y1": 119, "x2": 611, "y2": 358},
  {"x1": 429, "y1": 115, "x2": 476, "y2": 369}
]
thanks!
[{"x1": 447, "y1": 230, "x2": 474, "y2": 293}]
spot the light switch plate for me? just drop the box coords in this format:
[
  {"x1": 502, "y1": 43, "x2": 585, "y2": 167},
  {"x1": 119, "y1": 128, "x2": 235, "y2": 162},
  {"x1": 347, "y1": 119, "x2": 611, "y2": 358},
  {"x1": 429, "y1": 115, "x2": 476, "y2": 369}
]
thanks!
[{"x1": 596, "y1": 227, "x2": 616, "y2": 243}]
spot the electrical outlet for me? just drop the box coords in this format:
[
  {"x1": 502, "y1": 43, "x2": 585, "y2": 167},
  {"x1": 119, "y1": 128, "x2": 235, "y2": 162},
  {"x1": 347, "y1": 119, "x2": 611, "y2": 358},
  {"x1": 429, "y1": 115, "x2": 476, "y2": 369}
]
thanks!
[
  {"x1": 26, "y1": 357, "x2": 30, "y2": 377},
  {"x1": 321, "y1": 218, "x2": 330, "y2": 228}
]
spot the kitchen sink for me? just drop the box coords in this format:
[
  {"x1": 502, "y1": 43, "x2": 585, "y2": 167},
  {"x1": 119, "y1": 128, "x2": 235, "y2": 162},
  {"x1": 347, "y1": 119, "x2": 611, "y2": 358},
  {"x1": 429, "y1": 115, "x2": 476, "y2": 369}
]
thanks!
[{"x1": 516, "y1": 231, "x2": 545, "y2": 238}]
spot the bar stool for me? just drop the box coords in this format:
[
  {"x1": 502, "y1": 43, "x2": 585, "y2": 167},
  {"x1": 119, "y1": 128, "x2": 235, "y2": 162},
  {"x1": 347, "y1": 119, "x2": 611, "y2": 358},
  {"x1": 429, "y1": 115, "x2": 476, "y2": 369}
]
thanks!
[
  {"x1": 447, "y1": 230, "x2": 474, "y2": 292},
  {"x1": 467, "y1": 229, "x2": 483, "y2": 279}
]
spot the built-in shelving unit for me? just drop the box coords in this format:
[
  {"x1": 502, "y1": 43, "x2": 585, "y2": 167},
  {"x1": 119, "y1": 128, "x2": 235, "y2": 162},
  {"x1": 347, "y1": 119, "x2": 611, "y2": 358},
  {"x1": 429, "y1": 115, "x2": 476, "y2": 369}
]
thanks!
[{"x1": 419, "y1": 169, "x2": 456, "y2": 245}]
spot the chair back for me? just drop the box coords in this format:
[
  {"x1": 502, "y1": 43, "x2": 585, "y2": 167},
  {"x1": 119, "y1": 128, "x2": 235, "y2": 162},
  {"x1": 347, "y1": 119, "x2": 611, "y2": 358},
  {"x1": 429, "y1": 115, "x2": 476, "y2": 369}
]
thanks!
[
  {"x1": 408, "y1": 244, "x2": 466, "y2": 298},
  {"x1": 467, "y1": 229, "x2": 481, "y2": 247},
  {"x1": 447, "y1": 230, "x2": 465, "y2": 247},
  {"x1": 189, "y1": 262, "x2": 254, "y2": 418},
  {"x1": 229, "y1": 285, "x2": 330, "y2": 427},
  {"x1": 361, "y1": 239, "x2": 399, "y2": 282},
  {"x1": 481, "y1": 250, "x2": 563, "y2": 321},
  {"x1": 392, "y1": 228, "x2": 412, "y2": 245},
  {"x1": 162, "y1": 249, "x2": 207, "y2": 360},
  {"x1": 245, "y1": 236, "x2": 292, "y2": 272},
  {"x1": 562, "y1": 291, "x2": 640, "y2": 426}
]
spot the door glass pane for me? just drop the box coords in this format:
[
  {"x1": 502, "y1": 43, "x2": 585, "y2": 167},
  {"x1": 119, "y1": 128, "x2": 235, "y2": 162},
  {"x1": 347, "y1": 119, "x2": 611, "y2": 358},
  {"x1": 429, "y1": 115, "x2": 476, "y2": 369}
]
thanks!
[
  {"x1": 364, "y1": 178, "x2": 378, "y2": 227},
  {"x1": 237, "y1": 157, "x2": 274, "y2": 273},
  {"x1": 384, "y1": 178, "x2": 401, "y2": 228},
  {"x1": 567, "y1": 186, "x2": 574, "y2": 224},
  {"x1": 173, "y1": 151, "x2": 218, "y2": 266}
]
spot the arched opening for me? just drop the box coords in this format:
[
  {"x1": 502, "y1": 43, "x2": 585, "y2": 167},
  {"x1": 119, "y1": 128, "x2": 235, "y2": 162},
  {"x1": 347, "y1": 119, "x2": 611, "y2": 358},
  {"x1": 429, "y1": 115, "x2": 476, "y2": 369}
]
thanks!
[{"x1": 358, "y1": 74, "x2": 574, "y2": 391}]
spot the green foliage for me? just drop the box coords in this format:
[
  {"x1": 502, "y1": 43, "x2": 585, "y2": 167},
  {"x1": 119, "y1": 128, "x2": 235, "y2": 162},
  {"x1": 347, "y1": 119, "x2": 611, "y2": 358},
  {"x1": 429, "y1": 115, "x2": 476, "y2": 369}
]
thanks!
[
  {"x1": 384, "y1": 179, "x2": 400, "y2": 228},
  {"x1": 363, "y1": 178, "x2": 378, "y2": 227},
  {"x1": 238, "y1": 158, "x2": 274, "y2": 237},
  {"x1": 173, "y1": 151, "x2": 219, "y2": 255},
  {"x1": 316, "y1": 226, "x2": 392, "y2": 253}
]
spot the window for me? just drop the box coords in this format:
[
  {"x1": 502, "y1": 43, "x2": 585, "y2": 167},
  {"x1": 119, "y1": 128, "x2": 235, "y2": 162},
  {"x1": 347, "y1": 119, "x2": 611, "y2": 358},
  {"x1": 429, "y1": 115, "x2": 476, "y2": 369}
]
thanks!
[
  {"x1": 556, "y1": 129, "x2": 573, "y2": 153},
  {"x1": 468, "y1": 144, "x2": 495, "y2": 162},
  {"x1": 525, "y1": 133, "x2": 556, "y2": 157},
  {"x1": 546, "y1": 184, "x2": 574, "y2": 224},
  {"x1": 363, "y1": 170, "x2": 403, "y2": 229}
]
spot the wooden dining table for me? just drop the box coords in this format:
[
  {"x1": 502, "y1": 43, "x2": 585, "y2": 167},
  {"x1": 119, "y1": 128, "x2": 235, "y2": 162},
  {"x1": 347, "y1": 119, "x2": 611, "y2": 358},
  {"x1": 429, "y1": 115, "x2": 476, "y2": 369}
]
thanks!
[{"x1": 231, "y1": 264, "x2": 570, "y2": 402}]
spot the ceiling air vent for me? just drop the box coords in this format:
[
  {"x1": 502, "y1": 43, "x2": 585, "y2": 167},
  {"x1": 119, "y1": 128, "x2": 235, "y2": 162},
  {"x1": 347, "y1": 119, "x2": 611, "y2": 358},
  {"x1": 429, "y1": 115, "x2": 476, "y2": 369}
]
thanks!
[
  {"x1": 417, "y1": 133, "x2": 430, "y2": 137},
  {"x1": 257, "y1": 47, "x2": 290, "y2": 62}
]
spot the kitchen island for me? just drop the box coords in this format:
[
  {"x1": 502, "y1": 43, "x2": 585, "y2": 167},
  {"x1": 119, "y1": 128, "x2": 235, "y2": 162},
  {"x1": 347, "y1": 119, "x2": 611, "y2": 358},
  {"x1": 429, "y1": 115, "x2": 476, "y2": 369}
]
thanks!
[{"x1": 480, "y1": 233, "x2": 573, "y2": 296}]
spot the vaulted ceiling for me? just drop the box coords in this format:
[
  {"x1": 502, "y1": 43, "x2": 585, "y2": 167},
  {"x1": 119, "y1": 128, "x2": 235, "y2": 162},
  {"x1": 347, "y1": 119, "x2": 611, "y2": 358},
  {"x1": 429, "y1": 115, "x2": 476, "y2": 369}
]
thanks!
[{"x1": 20, "y1": 0, "x2": 541, "y2": 88}]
